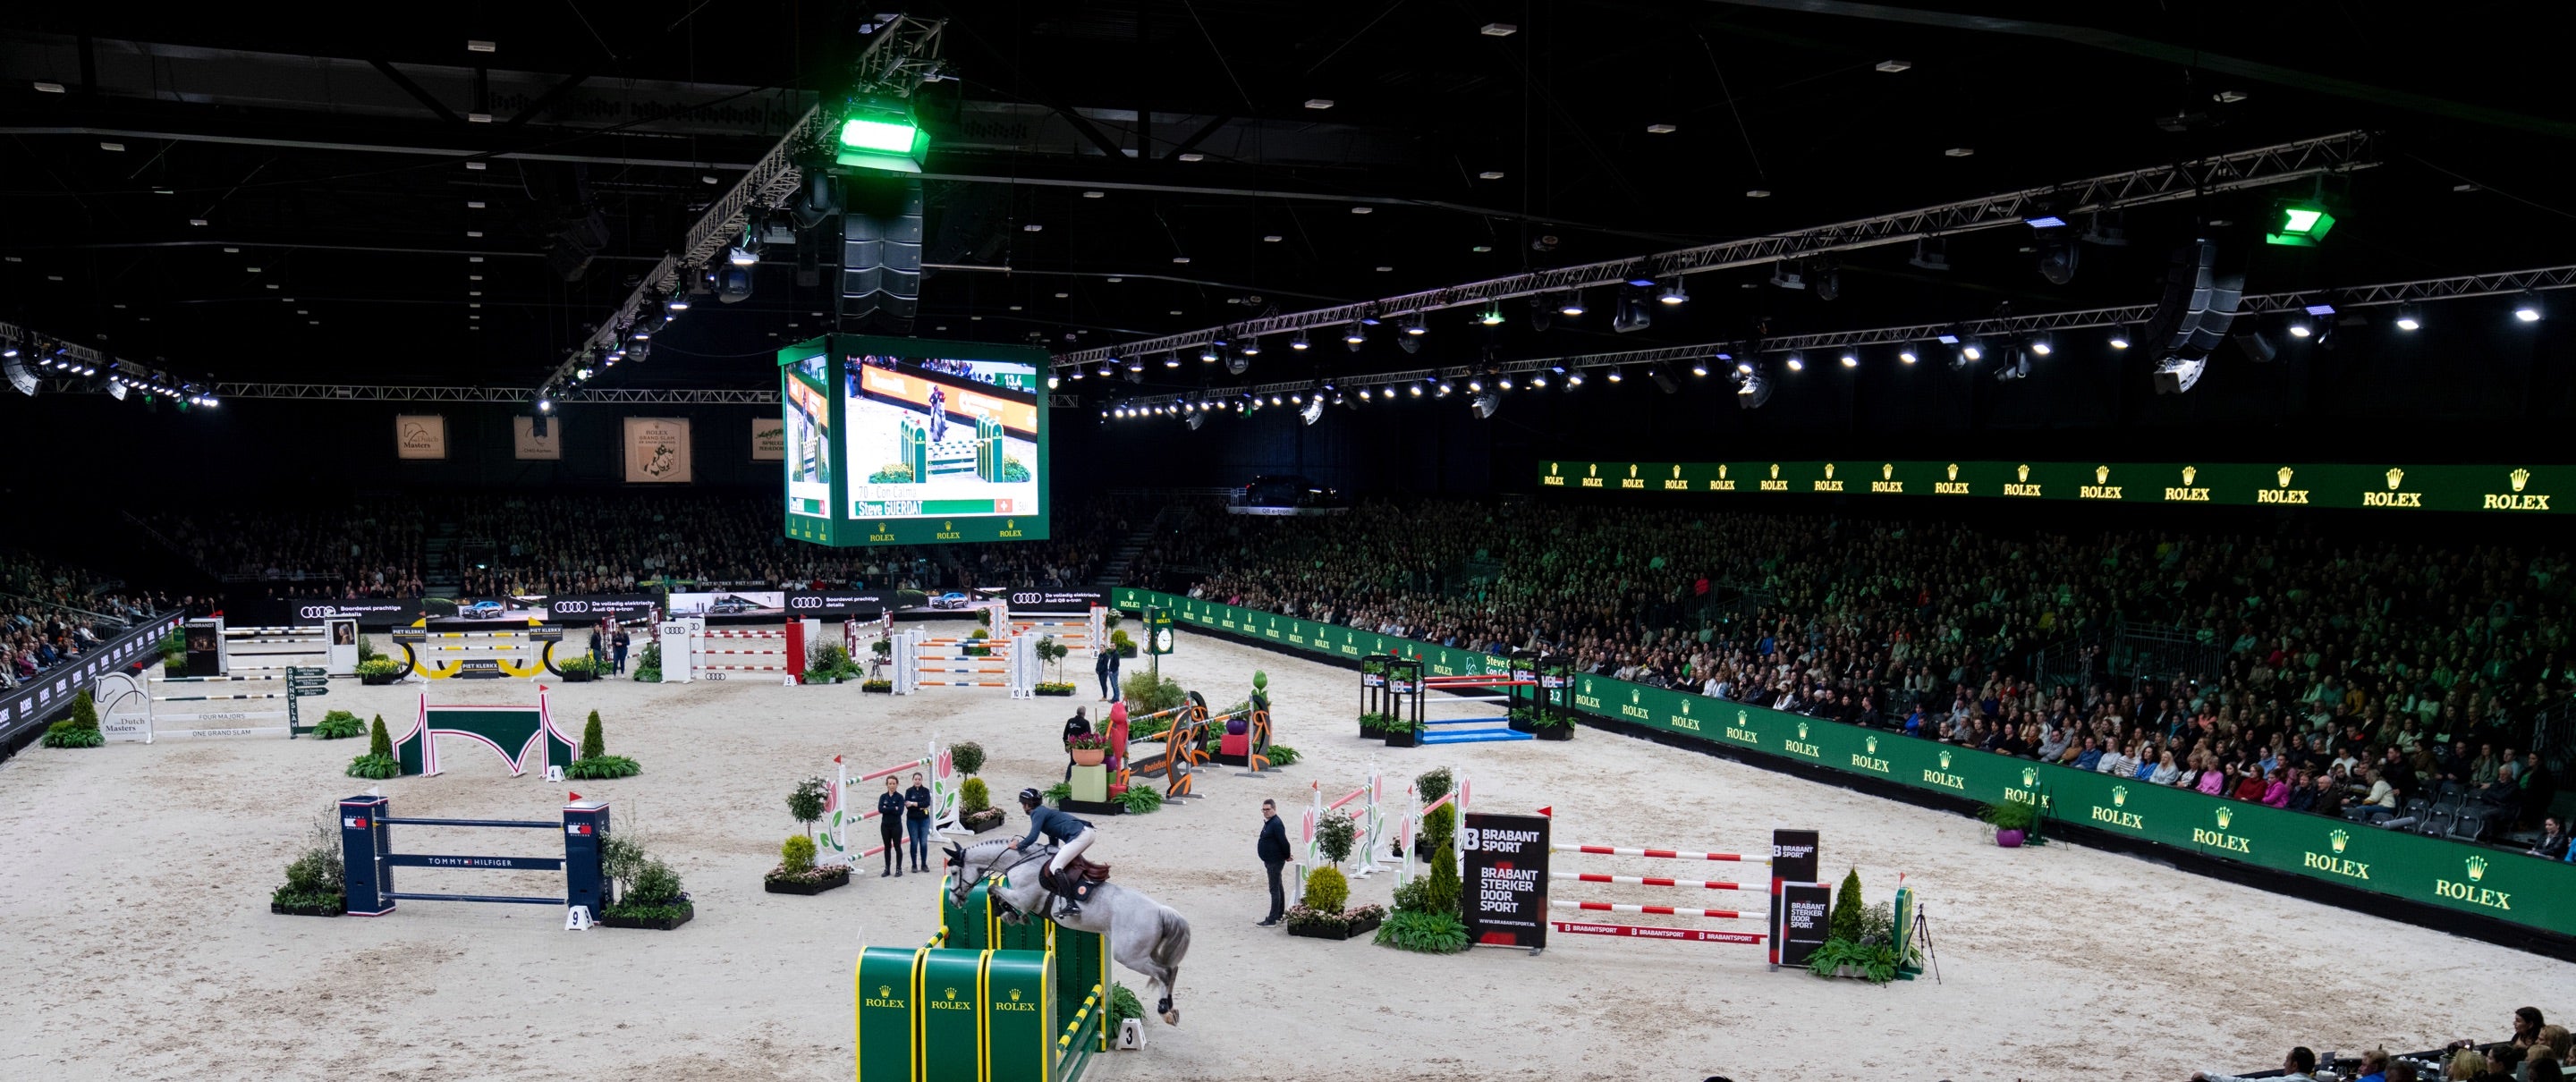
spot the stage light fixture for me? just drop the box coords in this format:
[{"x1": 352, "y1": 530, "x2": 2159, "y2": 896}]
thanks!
[
  {"x1": 1898, "y1": 348, "x2": 1919, "y2": 364},
  {"x1": 1734, "y1": 370, "x2": 1773, "y2": 410},
  {"x1": 1241, "y1": 337, "x2": 1262, "y2": 356},
  {"x1": 1407, "y1": 383, "x2": 1423, "y2": 397},
  {"x1": 2264, "y1": 199, "x2": 2336, "y2": 247},
  {"x1": 1167, "y1": 352, "x2": 1185, "y2": 368},
  {"x1": 1909, "y1": 239, "x2": 1950, "y2": 272},
  {"x1": 2394, "y1": 306, "x2": 2421, "y2": 331},
  {"x1": 1498, "y1": 376, "x2": 1513, "y2": 390},
  {"x1": 1784, "y1": 353, "x2": 1804, "y2": 371},
  {"x1": 1567, "y1": 370, "x2": 1586, "y2": 387},
  {"x1": 2515, "y1": 292, "x2": 2542, "y2": 322},
  {"x1": 1403, "y1": 314, "x2": 1428, "y2": 336},
  {"x1": 1343, "y1": 322, "x2": 1368, "y2": 350},
  {"x1": 1605, "y1": 367, "x2": 1622, "y2": 383},
  {"x1": 1098, "y1": 360, "x2": 1117, "y2": 376},
  {"x1": 1840, "y1": 352, "x2": 1858, "y2": 368},
  {"x1": 1690, "y1": 359, "x2": 1709, "y2": 376},
  {"x1": 1199, "y1": 344, "x2": 1219, "y2": 363},
  {"x1": 1436, "y1": 379, "x2": 1453, "y2": 395},
  {"x1": 2286, "y1": 316, "x2": 2313, "y2": 338},
  {"x1": 1125, "y1": 356, "x2": 1146, "y2": 373},
  {"x1": 1478, "y1": 302, "x2": 1505, "y2": 326},
  {"x1": 1529, "y1": 373, "x2": 1547, "y2": 389},
  {"x1": 1961, "y1": 340, "x2": 1984, "y2": 361},
  {"x1": 2029, "y1": 335, "x2": 2052, "y2": 356},
  {"x1": 2108, "y1": 326, "x2": 2131, "y2": 349},
  {"x1": 1557, "y1": 292, "x2": 1586, "y2": 317},
  {"x1": 836, "y1": 94, "x2": 930, "y2": 173},
  {"x1": 1292, "y1": 330, "x2": 1311, "y2": 351},
  {"x1": 1657, "y1": 278, "x2": 1689, "y2": 305}
]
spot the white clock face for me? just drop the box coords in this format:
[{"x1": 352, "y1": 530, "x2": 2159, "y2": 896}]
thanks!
[{"x1": 1152, "y1": 629, "x2": 1174, "y2": 652}]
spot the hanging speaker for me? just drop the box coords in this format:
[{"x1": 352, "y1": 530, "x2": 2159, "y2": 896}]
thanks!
[
  {"x1": 841, "y1": 174, "x2": 923, "y2": 334},
  {"x1": 3, "y1": 352, "x2": 38, "y2": 396},
  {"x1": 2144, "y1": 239, "x2": 2246, "y2": 394}
]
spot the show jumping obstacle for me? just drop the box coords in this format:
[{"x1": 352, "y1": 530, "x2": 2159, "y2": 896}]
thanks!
[
  {"x1": 104, "y1": 663, "x2": 330, "y2": 741},
  {"x1": 389, "y1": 689, "x2": 580, "y2": 778},
  {"x1": 818, "y1": 744, "x2": 963, "y2": 866},
  {"x1": 655, "y1": 617, "x2": 813, "y2": 682},
  {"x1": 854, "y1": 876, "x2": 1110, "y2": 1082},
  {"x1": 1543, "y1": 829, "x2": 1816, "y2": 957},
  {"x1": 1296, "y1": 765, "x2": 1390, "y2": 884},
  {"x1": 889, "y1": 627, "x2": 1037, "y2": 697},
  {"x1": 1118, "y1": 684, "x2": 1271, "y2": 801},
  {"x1": 391, "y1": 620, "x2": 567, "y2": 680},
  {"x1": 1007, "y1": 603, "x2": 1108, "y2": 658},
  {"x1": 1362, "y1": 650, "x2": 1574, "y2": 747},
  {"x1": 339, "y1": 793, "x2": 610, "y2": 921}
]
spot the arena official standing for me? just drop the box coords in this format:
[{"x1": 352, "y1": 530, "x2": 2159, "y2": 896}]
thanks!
[
  {"x1": 1095, "y1": 639, "x2": 1121, "y2": 702},
  {"x1": 877, "y1": 776, "x2": 907, "y2": 877},
  {"x1": 1256, "y1": 799, "x2": 1291, "y2": 926}
]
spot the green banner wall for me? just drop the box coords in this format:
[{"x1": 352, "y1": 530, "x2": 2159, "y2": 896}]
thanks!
[
  {"x1": 1113, "y1": 588, "x2": 2576, "y2": 938},
  {"x1": 1536, "y1": 460, "x2": 2571, "y2": 515}
]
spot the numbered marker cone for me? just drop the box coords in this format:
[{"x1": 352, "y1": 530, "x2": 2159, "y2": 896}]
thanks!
[{"x1": 565, "y1": 905, "x2": 593, "y2": 931}]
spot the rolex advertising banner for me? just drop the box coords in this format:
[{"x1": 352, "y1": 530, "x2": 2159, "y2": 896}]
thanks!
[
  {"x1": 394, "y1": 414, "x2": 447, "y2": 460},
  {"x1": 1538, "y1": 460, "x2": 2570, "y2": 516},
  {"x1": 513, "y1": 416, "x2": 563, "y2": 460},
  {"x1": 1110, "y1": 588, "x2": 2576, "y2": 940},
  {"x1": 751, "y1": 416, "x2": 786, "y2": 461},
  {"x1": 623, "y1": 417, "x2": 693, "y2": 484},
  {"x1": 1462, "y1": 812, "x2": 1550, "y2": 949}
]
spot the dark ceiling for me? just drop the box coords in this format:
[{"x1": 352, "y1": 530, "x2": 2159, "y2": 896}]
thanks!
[{"x1": 4, "y1": 2, "x2": 2572, "y2": 396}]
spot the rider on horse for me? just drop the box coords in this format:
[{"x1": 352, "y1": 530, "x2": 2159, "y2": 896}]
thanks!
[{"x1": 1006, "y1": 788, "x2": 1097, "y2": 917}]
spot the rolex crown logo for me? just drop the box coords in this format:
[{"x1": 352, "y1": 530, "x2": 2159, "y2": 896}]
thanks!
[
  {"x1": 1797, "y1": 722, "x2": 1809, "y2": 740},
  {"x1": 1946, "y1": 462, "x2": 1961, "y2": 480},
  {"x1": 945, "y1": 987, "x2": 959, "y2": 1000},
  {"x1": 1865, "y1": 736, "x2": 1877, "y2": 754},
  {"x1": 1718, "y1": 464, "x2": 1729, "y2": 478},
  {"x1": 2328, "y1": 828, "x2": 2349, "y2": 853},
  {"x1": 2465, "y1": 855, "x2": 2487, "y2": 881},
  {"x1": 1673, "y1": 464, "x2": 1682, "y2": 478},
  {"x1": 2215, "y1": 807, "x2": 2233, "y2": 829},
  {"x1": 1009, "y1": 989, "x2": 1023, "y2": 1001},
  {"x1": 1737, "y1": 709, "x2": 1749, "y2": 724},
  {"x1": 1681, "y1": 700, "x2": 1691, "y2": 714},
  {"x1": 1629, "y1": 463, "x2": 1639, "y2": 478},
  {"x1": 2386, "y1": 468, "x2": 2404, "y2": 490},
  {"x1": 1550, "y1": 462, "x2": 1560, "y2": 476},
  {"x1": 2276, "y1": 467, "x2": 2294, "y2": 487},
  {"x1": 879, "y1": 985, "x2": 894, "y2": 998},
  {"x1": 1769, "y1": 463, "x2": 1781, "y2": 479},
  {"x1": 1630, "y1": 689, "x2": 1640, "y2": 703},
  {"x1": 2096, "y1": 465, "x2": 2110, "y2": 485},
  {"x1": 1589, "y1": 463, "x2": 1598, "y2": 477},
  {"x1": 2021, "y1": 766, "x2": 2038, "y2": 786},
  {"x1": 2182, "y1": 465, "x2": 2197, "y2": 485},
  {"x1": 1939, "y1": 750, "x2": 1953, "y2": 769},
  {"x1": 2112, "y1": 785, "x2": 2129, "y2": 807},
  {"x1": 2017, "y1": 463, "x2": 2031, "y2": 482},
  {"x1": 1824, "y1": 462, "x2": 1836, "y2": 478},
  {"x1": 1883, "y1": 463, "x2": 1894, "y2": 480},
  {"x1": 2512, "y1": 468, "x2": 2531, "y2": 492}
]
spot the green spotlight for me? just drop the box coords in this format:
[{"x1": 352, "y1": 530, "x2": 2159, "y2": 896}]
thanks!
[
  {"x1": 2265, "y1": 200, "x2": 2336, "y2": 247},
  {"x1": 835, "y1": 95, "x2": 928, "y2": 173}
]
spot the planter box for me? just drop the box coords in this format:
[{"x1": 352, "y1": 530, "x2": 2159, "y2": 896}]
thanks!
[
  {"x1": 862, "y1": 684, "x2": 892, "y2": 694},
  {"x1": 962, "y1": 811, "x2": 1007, "y2": 834},
  {"x1": 1070, "y1": 748, "x2": 1108, "y2": 766},
  {"x1": 359, "y1": 672, "x2": 400, "y2": 686},
  {"x1": 560, "y1": 670, "x2": 597, "y2": 682},
  {"x1": 1383, "y1": 730, "x2": 1420, "y2": 748},
  {"x1": 1507, "y1": 714, "x2": 1537, "y2": 733},
  {"x1": 1037, "y1": 687, "x2": 1076, "y2": 697},
  {"x1": 1058, "y1": 798, "x2": 1129, "y2": 816},
  {"x1": 1534, "y1": 725, "x2": 1573, "y2": 741},
  {"x1": 269, "y1": 900, "x2": 343, "y2": 917},
  {"x1": 1286, "y1": 912, "x2": 1382, "y2": 940},
  {"x1": 601, "y1": 901, "x2": 694, "y2": 931},
  {"x1": 764, "y1": 867, "x2": 852, "y2": 895}
]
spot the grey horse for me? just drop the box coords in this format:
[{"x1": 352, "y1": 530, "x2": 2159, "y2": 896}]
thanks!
[{"x1": 942, "y1": 839, "x2": 1193, "y2": 1026}]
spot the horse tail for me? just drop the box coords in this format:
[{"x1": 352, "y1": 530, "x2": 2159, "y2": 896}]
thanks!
[{"x1": 1150, "y1": 905, "x2": 1189, "y2": 991}]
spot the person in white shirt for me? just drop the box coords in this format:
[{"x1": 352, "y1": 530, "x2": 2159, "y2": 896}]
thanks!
[{"x1": 2095, "y1": 745, "x2": 2132, "y2": 775}]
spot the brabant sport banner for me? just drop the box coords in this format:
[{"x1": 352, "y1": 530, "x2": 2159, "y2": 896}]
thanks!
[
  {"x1": 1111, "y1": 587, "x2": 2576, "y2": 940},
  {"x1": 1537, "y1": 460, "x2": 2570, "y2": 515}
]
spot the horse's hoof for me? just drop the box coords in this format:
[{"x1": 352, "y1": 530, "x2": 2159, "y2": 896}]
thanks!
[{"x1": 1161, "y1": 1010, "x2": 1179, "y2": 1026}]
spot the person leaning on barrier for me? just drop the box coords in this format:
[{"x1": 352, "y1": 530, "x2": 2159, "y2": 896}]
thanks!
[{"x1": 2193, "y1": 1045, "x2": 2319, "y2": 1082}]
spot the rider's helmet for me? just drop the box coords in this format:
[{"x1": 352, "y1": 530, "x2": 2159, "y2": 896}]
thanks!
[{"x1": 1018, "y1": 787, "x2": 1043, "y2": 806}]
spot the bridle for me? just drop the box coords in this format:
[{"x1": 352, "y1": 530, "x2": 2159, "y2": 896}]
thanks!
[{"x1": 948, "y1": 841, "x2": 1054, "y2": 908}]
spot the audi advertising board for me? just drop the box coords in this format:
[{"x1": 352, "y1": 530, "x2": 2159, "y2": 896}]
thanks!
[
  {"x1": 285, "y1": 599, "x2": 428, "y2": 629},
  {"x1": 668, "y1": 590, "x2": 786, "y2": 621},
  {"x1": 784, "y1": 589, "x2": 898, "y2": 618},
  {"x1": 993, "y1": 588, "x2": 1106, "y2": 614},
  {"x1": 542, "y1": 595, "x2": 662, "y2": 622}
]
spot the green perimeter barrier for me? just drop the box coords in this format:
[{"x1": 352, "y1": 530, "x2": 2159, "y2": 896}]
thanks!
[{"x1": 1113, "y1": 587, "x2": 2576, "y2": 939}]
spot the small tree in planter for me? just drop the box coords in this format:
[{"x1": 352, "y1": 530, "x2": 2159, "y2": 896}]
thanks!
[
  {"x1": 1036, "y1": 636, "x2": 1068, "y2": 683},
  {"x1": 950, "y1": 741, "x2": 987, "y2": 777},
  {"x1": 601, "y1": 833, "x2": 692, "y2": 929},
  {"x1": 765, "y1": 833, "x2": 849, "y2": 894},
  {"x1": 41, "y1": 690, "x2": 105, "y2": 748},
  {"x1": 786, "y1": 776, "x2": 829, "y2": 840},
  {"x1": 347, "y1": 715, "x2": 402, "y2": 779},
  {"x1": 567, "y1": 709, "x2": 640, "y2": 779},
  {"x1": 1803, "y1": 867, "x2": 1909, "y2": 983},
  {"x1": 1828, "y1": 866, "x2": 1866, "y2": 943},
  {"x1": 959, "y1": 777, "x2": 1005, "y2": 833},
  {"x1": 270, "y1": 817, "x2": 346, "y2": 917}
]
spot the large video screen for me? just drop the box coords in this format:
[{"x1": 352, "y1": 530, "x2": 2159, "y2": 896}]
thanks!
[{"x1": 778, "y1": 334, "x2": 1049, "y2": 546}]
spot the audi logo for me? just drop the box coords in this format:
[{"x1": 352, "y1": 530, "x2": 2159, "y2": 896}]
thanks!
[
  {"x1": 789, "y1": 596, "x2": 826, "y2": 610},
  {"x1": 552, "y1": 601, "x2": 591, "y2": 614},
  {"x1": 298, "y1": 606, "x2": 337, "y2": 619},
  {"x1": 1010, "y1": 593, "x2": 1044, "y2": 604}
]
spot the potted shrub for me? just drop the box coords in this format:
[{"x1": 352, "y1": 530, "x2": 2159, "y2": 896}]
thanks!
[
  {"x1": 1109, "y1": 629, "x2": 1138, "y2": 658},
  {"x1": 861, "y1": 678, "x2": 893, "y2": 693},
  {"x1": 1067, "y1": 731, "x2": 1110, "y2": 766},
  {"x1": 1802, "y1": 868, "x2": 1911, "y2": 983},
  {"x1": 309, "y1": 709, "x2": 367, "y2": 740},
  {"x1": 1286, "y1": 809, "x2": 1383, "y2": 940},
  {"x1": 1117, "y1": 785, "x2": 1164, "y2": 815},
  {"x1": 41, "y1": 690, "x2": 105, "y2": 748},
  {"x1": 1980, "y1": 799, "x2": 2038, "y2": 847},
  {"x1": 1375, "y1": 813, "x2": 1467, "y2": 953},
  {"x1": 600, "y1": 837, "x2": 692, "y2": 930},
  {"x1": 1532, "y1": 709, "x2": 1575, "y2": 741},
  {"x1": 269, "y1": 820, "x2": 345, "y2": 917},
  {"x1": 964, "y1": 628, "x2": 992, "y2": 657},
  {"x1": 346, "y1": 715, "x2": 402, "y2": 779},
  {"x1": 1036, "y1": 636, "x2": 1068, "y2": 684},
  {"x1": 1382, "y1": 713, "x2": 1423, "y2": 748},
  {"x1": 1358, "y1": 712, "x2": 1389, "y2": 739},
  {"x1": 1037, "y1": 680, "x2": 1078, "y2": 697},
  {"x1": 632, "y1": 640, "x2": 663, "y2": 682},
  {"x1": 959, "y1": 777, "x2": 1006, "y2": 833},
  {"x1": 356, "y1": 657, "x2": 404, "y2": 686},
  {"x1": 1506, "y1": 706, "x2": 1538, "y2": 734},
  {"x1": 950, "y1": 741, "x2": 987, "y2": 777},
  {"x1": 566, "y1": 709, "x2": 641, "y2": 779},
  {"x1": 1414, "y1": 769, "x2": 1455, "y2": 864},
  {"x1": 557, "y1": 655, "x2": 598, "y2": 682},
  {"x1": 765, "y1": 833, "x2": 850, "y2": 894}
]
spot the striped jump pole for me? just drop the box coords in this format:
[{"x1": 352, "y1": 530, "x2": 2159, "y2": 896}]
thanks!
[
  {"x1": 1550, "y1": 900, "x2": 1758, "y2": 919},
  {"x1": 154, "y1": 692, "x2": 291, "y2": 702},
  {"x1": 1553, "y1": 843, "x2": 1771, "y2": 864},
  {"x1": 1553, "y1": 872, "x2": 1755, "y2": 892},
  {"x1": 1549, "y1": 922, "x2": 1767, "y2": 945}
]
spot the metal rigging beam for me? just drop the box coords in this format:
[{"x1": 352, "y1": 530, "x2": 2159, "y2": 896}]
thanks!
[{"x1": 1050, "y1": 130, "x2": 2381, "y2": 369}]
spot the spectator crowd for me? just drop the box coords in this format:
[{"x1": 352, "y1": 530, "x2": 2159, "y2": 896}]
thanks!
[
  {"x1": 2, "y1": 547, "x2": 171, "y2": 689},
  {"x1": 1140, "y1": 498, "x2": 2573, "y2": 846}
]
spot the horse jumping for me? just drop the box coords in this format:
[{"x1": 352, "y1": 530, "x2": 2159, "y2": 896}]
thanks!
[{"x1": 942, "y1": 838, "x2": 1194, "y2": 1026}]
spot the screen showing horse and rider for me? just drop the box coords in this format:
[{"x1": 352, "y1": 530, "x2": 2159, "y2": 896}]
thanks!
[{"x1": 843, "y1": 352, "x2": 1041, "y2": 521}]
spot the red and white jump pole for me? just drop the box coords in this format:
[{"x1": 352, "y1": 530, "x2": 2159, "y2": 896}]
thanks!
[{"x1": 1553, "y1": 843, "x2": 1771, "y2": 864}]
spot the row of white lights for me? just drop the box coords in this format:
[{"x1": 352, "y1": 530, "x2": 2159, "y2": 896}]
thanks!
[{"x1": 1097, "y1": 292, "x2": 2548, "y2": 418}]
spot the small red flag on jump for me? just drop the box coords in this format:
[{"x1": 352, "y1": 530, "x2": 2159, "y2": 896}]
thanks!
[
  {"x1": 568, "y1": 792, "x2": 581, "y2": 800},
  {"x1": 1538, "y1": 806, "x2": 1553, "y2": 816}
]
